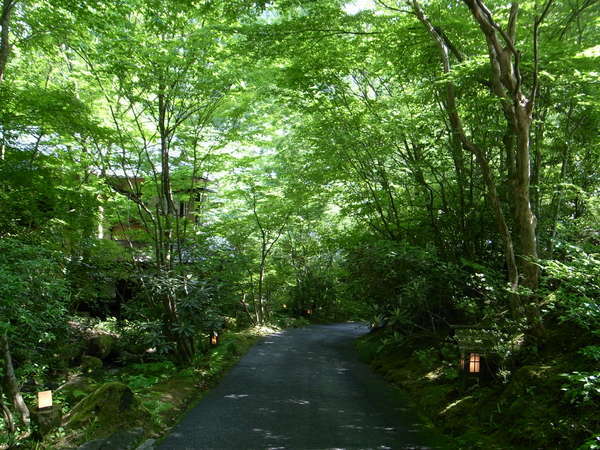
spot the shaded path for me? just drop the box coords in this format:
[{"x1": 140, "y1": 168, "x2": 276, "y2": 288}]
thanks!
[{"x1": 159, "y1": 323, "x2": 438, "y2": 449}]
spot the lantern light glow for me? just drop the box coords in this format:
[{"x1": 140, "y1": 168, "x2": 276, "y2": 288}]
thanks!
[{"x1": 468, "y1": 353, "x2": 481, "y2": 373}]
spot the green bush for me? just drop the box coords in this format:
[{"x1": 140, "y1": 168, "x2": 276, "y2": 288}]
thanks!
[
  {"x1": 0, "y1": 237, "x2": 69, "y2": 377},
  {"x1": 542, "y1": 245, "x2": 600, "y2": 332},
  {"x1": 343, "y1": 239, "x2": 464, "y2": 334}
]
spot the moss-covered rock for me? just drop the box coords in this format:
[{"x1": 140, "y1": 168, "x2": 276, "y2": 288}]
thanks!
[
  {"x1": 81, "y1": 355, "x2": 103, "y2": 373},
  {"x1": 88, "y1": 335, "x2": 115, "y2": 360},
  {"x1": 57, "y1": 376, "x2": 98, "y2": 403},
  {"x1": 66, "y1": 382, "x2": 151, "y2": 436},
  {"x1": 56, "y1": 339, "x2": 88, "y2": 364}
]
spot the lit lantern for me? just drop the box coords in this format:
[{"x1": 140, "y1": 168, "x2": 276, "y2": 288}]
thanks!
[
  {"x1": 38, "y1": 390, "x2": 53, "y2": 410},
  {"x1": 468, "y1": 353, "x2": 481, "y2": 374},
  {"x1": 210, "y1": 331, "x2": 219, "y2": 346}
]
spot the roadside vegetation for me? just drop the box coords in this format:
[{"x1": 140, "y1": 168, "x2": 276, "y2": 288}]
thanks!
[{"x1": 0, "y1": 0, "x2": 598, "y2": 448}]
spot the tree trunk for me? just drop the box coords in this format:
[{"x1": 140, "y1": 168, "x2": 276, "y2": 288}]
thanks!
[
  {"x1": 158, "y1": 91, "x2": 175, "y2": 271},
  {"x1": 513, "y1": 110, "x2": 539, "y2": 290},
  {"x1": 257, "y1": 252, "x2": 266, "y2": 325},
  {"x1": 462, "y1": 0, "x2": 547, "y2": 334},
  {"x1": 0, "y1": 392, "x2": 16, "y2": 435},
  {"x1": 0, "y1": 331, "x2": 30, "y2": 426},
  {"x1": 531, "y1": 112, "x2": 546, "y2": 222},
  {"x1": 0, "y1": 0, "x2": 14, "y2": 83},
  {"x1": 548, "y1": 142, "x2": 570, "y2": 256},
  {"x1": 411, "y1": 0, "x2": 524, "y2": 316},
  {"x1": 448, "y1": 130, "x2": 471, "y2": 257}
]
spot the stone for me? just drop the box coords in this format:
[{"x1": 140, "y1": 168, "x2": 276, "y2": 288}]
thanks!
[
  {"x1": 80, "y1": 355, "x2": 103, "y2": 373},
  {"x1": 55, "y1": 339, "x2": 87, "y2": 365},
  {"x1": 88, "y1": 335, "x2": 115, "y2": 360},
  {"x1": 136, "y1": 438, "x2": 157, "y2": 449},
  {"x1": 77, "y1": 438, "x2": 105, "y2": 450},
  {"x1": 66, "y1": 382, "x2": 151, "y2": 434},
  {"x1": 56, "y1": 376, "x2": 97, "y2": 403}
]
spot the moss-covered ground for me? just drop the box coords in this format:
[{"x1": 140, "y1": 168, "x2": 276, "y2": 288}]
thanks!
[
  {"x1": 38, "y1": 326, "x2": 279, "y2": 449},
  {"x1": 356, "y1": 327, "x2": 599, "y2": 449}
]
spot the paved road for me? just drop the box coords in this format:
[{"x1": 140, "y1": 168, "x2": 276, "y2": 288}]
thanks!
[{"x1": 159, "y1": 323, "x2": 440, "y2": 450}]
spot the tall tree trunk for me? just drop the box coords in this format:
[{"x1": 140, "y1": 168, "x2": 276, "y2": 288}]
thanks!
[
  {"x1": 156, "y1": 90, "x2": 194, "y2": 364},
  {"x1": 548, "y1": 142, "x2": 570, "y2": 256},
  {"x1": 462, "y1": 0, "x2": 554, "y2": 336},
  {"x1": 0, "y1": 331, "x2": 29, "y2": 426},
  {"x1": 158, "y1": 91, "x2": 175, "y2": 270},
  {"x1": 531, "y1": 110, "x2": 546, "y2": 222},
  {"x1": 0, "y1": 0, "x2": 15, "y2": 162},
  {"x1": 257, "y1": 244, "x2": 266, "y2": 325},
  {"x1": 448, "y1": 130, "x2": 471, "y2": 257},
  {"x1": 410, "y1": 0, "x2": 554, "y2": 324},
  {"x1": 0, "y1": 0, "x2": 15, "y2": 83},
  {"x1": 513, "y1": 107, "x2": 539, "y2": 289},
  {"x1": 411, "y1": 0, "x2": 520, "y2": 296}
]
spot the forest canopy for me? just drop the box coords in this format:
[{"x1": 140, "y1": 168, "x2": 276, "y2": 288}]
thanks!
[{"x1": 0, "y1": 0, "x2": 598, "y2": 448}]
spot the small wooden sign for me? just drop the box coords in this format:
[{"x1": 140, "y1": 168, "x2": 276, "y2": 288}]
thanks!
[{"x1": 38, "y1": 390, "x2": 53, "y2": 409}]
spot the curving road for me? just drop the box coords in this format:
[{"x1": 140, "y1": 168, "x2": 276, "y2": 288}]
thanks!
[{"x1": 158, "y1": 323, "x2": 440, "y2": 450}]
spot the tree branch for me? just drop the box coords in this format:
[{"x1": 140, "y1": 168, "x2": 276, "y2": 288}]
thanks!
[{"x1": 531, "y1": 0, "x2": 555, "y2": 110}]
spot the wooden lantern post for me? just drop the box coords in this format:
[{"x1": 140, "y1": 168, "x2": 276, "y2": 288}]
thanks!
[{"x1": 31, "y1": 390, "x2": 61, "y2": 440}]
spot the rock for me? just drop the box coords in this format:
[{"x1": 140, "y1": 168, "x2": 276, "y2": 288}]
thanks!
[
  {"x1": 56, "y1": 376, "x2": 97, "y2": 403},
  {"x1": 55, "y1": 339, "x2": 87, "y2": 365},
  {"x1": 130, "y1": 342, "x2": 149, "y2": 355},
  {"x1": 88, "y1": 335, "x2": 115, "y2": 360},
  {"x1": 66, "y1": 382, "x2": 151, "y2": 434},
  {"x1": 30, "y1": 406, "x2": 62, "y2": 439},
  {"x1": 77, "y1": 439, "x2": 104, "y2": 450},
  {"x1": 80, "y1": 355, "x2": 103, "y2": 373},
  {"x1": 136, "y1": 438, "x2": 156, "y2": 449},
  {"x1": 77, "y1": 428, "x2": 146, "y2": 450}
]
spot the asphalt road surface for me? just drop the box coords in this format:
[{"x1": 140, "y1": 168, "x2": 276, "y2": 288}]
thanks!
[{"x1": 158, "y1": 323, "x2": 440, "y2": 450}]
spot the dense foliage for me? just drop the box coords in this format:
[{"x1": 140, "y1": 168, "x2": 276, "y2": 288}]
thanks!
[{"x1": 0, "y1": 0, "x2": 598, "y2": 447}]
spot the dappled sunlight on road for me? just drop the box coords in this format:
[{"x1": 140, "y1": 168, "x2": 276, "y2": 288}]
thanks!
[{"x1": 159, "y1": 323, "x2": 440, "y2": 449}]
